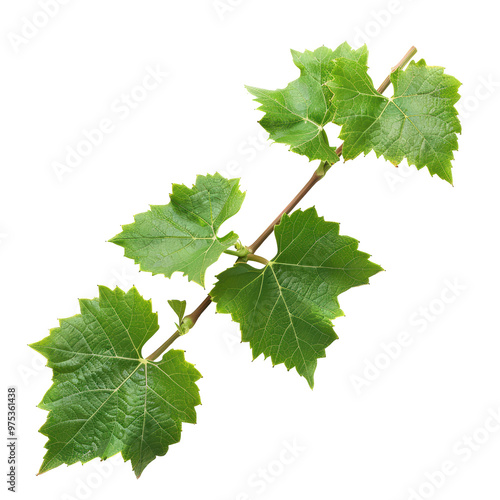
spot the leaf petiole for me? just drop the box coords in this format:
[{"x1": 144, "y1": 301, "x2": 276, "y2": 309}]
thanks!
[
  {"x1": 245, "y1": 253, "x2": 269, "y2": 265},
  {"x1": 224, "y1": 247, "x2": 269, "y2": 265},
  {"x1": 224, "y1": 247, "x2": 250, "y2": 258}
]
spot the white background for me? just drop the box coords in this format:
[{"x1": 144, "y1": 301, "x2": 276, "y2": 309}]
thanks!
[{"x1": 1, "y1": 1, "x2": 499, "y2": 499}]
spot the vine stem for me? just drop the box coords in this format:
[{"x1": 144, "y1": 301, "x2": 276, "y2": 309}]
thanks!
[
  {"x1": 145, "y1": 297, "x2": 211, "y2": 361},
  {"x1": 145, "y1": 45, "x2": 417, "y2": 361},
  {"x1": 379, "y1": 45, "x2": 418, "y2": 97}
]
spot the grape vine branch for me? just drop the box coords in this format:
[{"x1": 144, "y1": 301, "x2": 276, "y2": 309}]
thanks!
[
  {"x1": 32, "y1": 41, "x2": 461, "y2": 477},
  {"x1": 145, "y1": 45, "x2": 418, "y2": 363}
]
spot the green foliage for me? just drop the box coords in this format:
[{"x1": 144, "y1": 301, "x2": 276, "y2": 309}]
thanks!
[
  {"x1": 168, "y1": 299, "x2": 187, "y2": 331},
  {"x1": 110, "y1": 173, "x2": 245, "y2": 287},
  {"x1": 328, "y1": 58, "x2": 461, "y2": 183},
  {"x1": 31, "y1": 287, "x2": 201, "y2": 478},
  {"x1": 246, "y1": 43, "x2": 367, "y2": 164},
  {"x1": 168, "y1": 299, "x2": 186, "y2": 323},
  {"x1": 32, "y1": 42, "x2": 462, "y2": 478},
  {"x1": 210, "y1": 208, "x2": 382, "y2": 387}
]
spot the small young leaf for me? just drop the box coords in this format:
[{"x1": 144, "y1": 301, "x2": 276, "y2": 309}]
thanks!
[
  {"x1": 168, "y1": 299, "x2": 187, "y2": 324},
  {"x1": 210, "y1": 208, "x2": 382, "y2": 388},
  {"x1": 328, "y1": 58, "x2": 461, "y2": 183},
  {"x1": 246, "y1": 43, "x2": 368, "y2": 164},
  {"x1": 30, "y1": 286, "x2": 201, "y2": 478},
  {"x1": 110, "y1": 173, "x2": 245, "y2": 287}
]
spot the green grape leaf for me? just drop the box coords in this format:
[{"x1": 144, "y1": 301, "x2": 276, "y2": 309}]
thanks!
[
  {"x1": 110, "y1": 173, "x2": 245, "y2": 287},
  {"x1": 328, "y1": 58, "x2": 461, "y2": 183},
  {"x1": 210, "y1": 208, "x2": 382, "y2": 388},
  {"x1": 246, "y1": 43, "x2": 368, "y2": 164},
  {"x1": 168, "y1": 299, "x2": 187, "y2": 324},
  {"x1": 30, "y1": 286, "x2": 201, "y2": 478}
]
